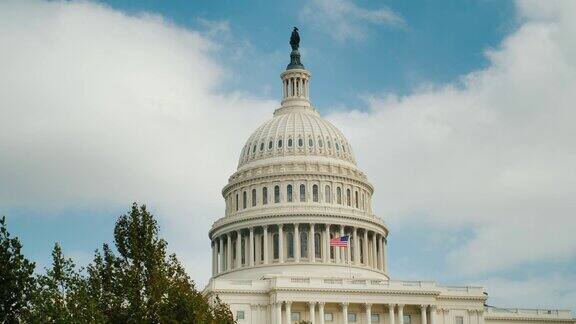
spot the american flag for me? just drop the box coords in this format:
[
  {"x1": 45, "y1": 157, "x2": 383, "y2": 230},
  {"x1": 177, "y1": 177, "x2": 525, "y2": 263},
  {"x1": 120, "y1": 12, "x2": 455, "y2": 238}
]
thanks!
[{"x1": 330, "y1": 235, "x2": 350, "y2": 247}]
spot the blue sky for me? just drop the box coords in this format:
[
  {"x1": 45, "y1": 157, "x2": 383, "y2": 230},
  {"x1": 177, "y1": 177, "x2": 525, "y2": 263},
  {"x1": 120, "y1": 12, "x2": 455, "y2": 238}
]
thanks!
[{"x1": 1, "y1": 0, "x2": 575, "y2": 312}]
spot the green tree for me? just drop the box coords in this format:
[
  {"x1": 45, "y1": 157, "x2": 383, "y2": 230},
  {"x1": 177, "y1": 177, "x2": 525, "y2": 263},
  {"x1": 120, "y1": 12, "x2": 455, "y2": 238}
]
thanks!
[
  {"x1": 28, "y1": 243, "x2": 104, "y2": 323},
  {"x1": 0, "y1": 215, "x2": 36, "y2": 322},
  {"x1": 87, "y1": 203, "x2": 235, "y2": 323}
]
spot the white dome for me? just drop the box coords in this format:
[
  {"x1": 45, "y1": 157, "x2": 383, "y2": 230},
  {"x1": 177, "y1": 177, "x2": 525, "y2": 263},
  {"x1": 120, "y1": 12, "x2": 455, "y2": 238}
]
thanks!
[{"x1": 238, "y1": 106, "x2": 356, "y2": 170}]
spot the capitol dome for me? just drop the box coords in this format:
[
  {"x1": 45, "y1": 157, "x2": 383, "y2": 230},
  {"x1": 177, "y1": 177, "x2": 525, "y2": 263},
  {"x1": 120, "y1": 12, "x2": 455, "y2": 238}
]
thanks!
[
  {"x1": 238, "y1": 105, "x2": 356, "y2": 170},
  {"x1": 208, "y1": 30, "x2": 387, "y2": 284}
]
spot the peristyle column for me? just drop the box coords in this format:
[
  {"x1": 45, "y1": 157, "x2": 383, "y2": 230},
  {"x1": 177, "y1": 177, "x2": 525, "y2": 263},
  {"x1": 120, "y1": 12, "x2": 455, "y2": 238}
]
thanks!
[
  {"x1": 263, "y1": 226, "x2": 269, "y2": 265},
  {"x1": 363, "y1": 230, "x2": 369, "y2": 266},
  {"x1": 389, "y1": 304, "x2": 396, "y2": 324},
  {"x1": 342, "y1": 303, "x2": 349, "y2": 324},
  {"x1": 398, "y1": 304, "x2": 405, "y2": 324},
  {"x1": 236, "y1": 230, "x2": 242, "y2": 268},
  {"x1": 421, "y1": 305, "x2": 428, "y2": 324},
  {"x1": 318, "y1": 302, "x2": 325, "y2": 324},
  {"x1": 430, "y1": 306, "x2": 437, "y2": 324},
  {"x1": 310, "y1": 223, "x2": 316, "y2": 263},
  {"x1": 365, "y1": 303, "x2": 372, "y2": 324},
  {"x1": 353, "y1": 227, "x2": 359, "y2": 265},
  {"x1": 249, "y1": 227, "x2": 254, "y2": 267},
  {"x1": 226, "y1": 233, "x2": 232, "y2": 271},
  {"x1": 279, "y1": 224, "x2": 284, "y2": 263},
  {"x1": 294, "y1": 223, "x2": 300, "y2": 262},
  {"x1": 309, "y1": 302, "x2": 316, "y2": 324},
  {"x1": 285, "y1": 301, "x2": 292, "y2": 324}
]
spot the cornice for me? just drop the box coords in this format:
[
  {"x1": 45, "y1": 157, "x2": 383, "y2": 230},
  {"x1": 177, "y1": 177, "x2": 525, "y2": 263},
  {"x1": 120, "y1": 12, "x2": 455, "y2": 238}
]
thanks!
[{"x1": 485, "y1": 316, "x2": 575, "y2": 322}]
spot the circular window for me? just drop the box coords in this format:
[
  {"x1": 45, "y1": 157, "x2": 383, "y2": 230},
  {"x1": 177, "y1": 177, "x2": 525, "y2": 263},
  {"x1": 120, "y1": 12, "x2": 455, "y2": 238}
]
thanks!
[
  {"x1": 278, "y1": 139, "x2": 283, "y2": 148},
  {"x1": 288, "y1": 138, "x2": 293, "y2": 147}
]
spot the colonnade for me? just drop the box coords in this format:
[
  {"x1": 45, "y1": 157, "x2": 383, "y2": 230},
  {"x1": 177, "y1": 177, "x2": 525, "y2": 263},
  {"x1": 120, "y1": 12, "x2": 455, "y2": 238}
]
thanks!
[
  {"x1": 269, "y1": 302, "x2": 458, "y2": 324},
  {"x1": 211, "y1": 223, "x2": 387, "y2": 275},
  {"x1": 282, "y1": 74, "x2": 309, "y2": 100}
]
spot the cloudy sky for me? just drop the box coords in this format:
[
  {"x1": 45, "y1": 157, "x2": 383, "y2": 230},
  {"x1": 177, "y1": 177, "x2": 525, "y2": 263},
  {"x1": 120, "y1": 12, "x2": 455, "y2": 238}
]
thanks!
[{"x1": 1, "y1": 0, "x2": 575, "y2": 311}]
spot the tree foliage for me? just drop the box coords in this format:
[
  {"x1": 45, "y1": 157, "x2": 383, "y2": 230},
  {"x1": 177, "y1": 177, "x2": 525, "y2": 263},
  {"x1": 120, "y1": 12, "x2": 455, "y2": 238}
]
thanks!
[
  {"x1": 0, "y1": 203, "x2": 235, "y2": 324},
  {"x1": 0, "y1": 216, "x2": 36, "y2": 322}
]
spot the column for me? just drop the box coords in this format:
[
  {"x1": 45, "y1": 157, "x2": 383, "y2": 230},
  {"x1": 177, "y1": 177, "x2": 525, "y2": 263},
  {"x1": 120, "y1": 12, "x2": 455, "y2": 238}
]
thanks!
[
  {"x1": 468, "y1": 310, "x2": 477, "y2": 324},
  {"x1": 310, "y1": 223, "x2": 316, "y2": 263},
  {"x1": 340, "y1": 226, "x2": 345, "y2": 263},
  {"x1": 236, "y1": 230, "x2": 242, "y2": 268},
  {"x1": 376, "y1": 234, "x2": 383, "y2": 270},
  {"x1": 398, "y1": 304, "x2": 404, "y2": 324},
  {"x1": 353, "y1": 227, "x2": 359, "y2": 265},
  {"x1": 324, "y1": 225, "x2": 329, "y2": 263},
  {"x1": 365, "y1": 304, "x2": 372, "y2": 324},
  {"x1": 211, "y1": 240, "x2": 217, "y2": 275},
  {"x1": 372, "y1": 234, "x2": 378, "y2": 269},
  {"x1": 309, "y1": 302, "x2": 316, "y2": 324},
  {"x1": 319, "y1": 302, "x2": 325, "y2": 324},
  {"x1": 478, "y1": 310, "x2": 485, "y2": 324},
  {"x1": 295, "y1": 223, "x2": 300, "y2": 262},
  {"x1": 276, "y1": 302, "x2": 282, "y2": 324},
  {"x1": 444, "y1": 309, "x2": 451, "y2": 324},
  {"x1": 263, "y1": 226, "x2": 269, "y2": 265},
  {"x1": 226, "y1": 233, "x2": 232, "y2": 271},
  {"x1": 285, "y1": 301, "x2": 292, "y2": 324},
  {"x1": 389, "y1": 304, "x2": 396, "y2": 324},
  {"x1": 430, "y1": 306, "x2": 437, "y2": 324},
  {"x1": 421, "y1": 305, "x2": 428, "y2": 324},
  {"x1": 279, "y1": 224, "x2": 284, "y2": 263},
  {"x1": 249, "y1": 227, "x2": 254, "y2": 267},
  {"x1": 342, "y1": 303, "x2": 349, "y2": 324},
  {"x1": 220, "y1": 236, "x2": 225, "y2": 271},
  {"x1": 381, "y1": 236, "x2": 387, "y2": 272},
  {"x1": 347, "y1": 229, "x2": 352, "y2": 264},
  {"x1": 363, "y1": 230, "x2": 369, "y2": 266},
  {"x1": 334, "y1": 227, "x2": 340, "y2": 263}
]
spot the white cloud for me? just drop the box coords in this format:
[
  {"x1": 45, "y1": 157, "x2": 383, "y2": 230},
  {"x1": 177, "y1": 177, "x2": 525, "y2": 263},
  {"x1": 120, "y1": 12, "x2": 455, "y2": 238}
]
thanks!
[
  {"x1": 0, "y1": 0, "x2": 275, "y2": 281},
  {"x1": 300, "y1": 0, "x2": 404, "y2": 41},
  {"x1": 327, "y1": 0, "x2": 576, "y2": 277}
]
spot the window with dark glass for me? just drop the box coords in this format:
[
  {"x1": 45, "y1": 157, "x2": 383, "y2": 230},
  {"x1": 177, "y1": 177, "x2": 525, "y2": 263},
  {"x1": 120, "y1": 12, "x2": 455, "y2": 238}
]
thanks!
[
  {"x1": 355, "y1": 191, "x2": 359, "y2": 208},
  {"x1": 252, "y1": 189, "x2": 256, "y2": 207},
  {"x1": 287, "y1": 232, "x2": 294, "y2": 258},
  {"x1": 274, "y1": 185, "x2": 280, "y2": 203},
  {"x1": 263, "y1": 187, "x2": 268, "y2": 205},
  {"x1": 241, "y1": 237, "x2": 245, "y2": 264},
  {"x1": 359, "y1": 238, "x2": 364, "y2": 263},
  {"x1": 308, "y1": 138, "x2": 313, "y2": 147},
  {"x1": 288, "y1": 138, "x2": 293, "y2": 147},
  {"x1": 299, "y1": 184, "x2": 306, "y2": 202},
  {"x1": 278, "y1": 139, "x2": 283, "y2": 148},
  {"x1": 300, "y1": 231, "x2": 308, "y2": 258},
  {"x1": 314, "y1": 233, "x2": 321, "y2": 258},
  {"x1": 325, "y1": 185, "x2": 331, "y2": 203},
  {"x1": 337, "y1": 187, "x2": 342, "y2": 204},
  {"x1": 404, "y1": 315, "x2": 412, "y2": 324},
  {"x1": 298, "y1": 138, "x2": 303, "y2": 147},
  {"x1": 346, "y1": 189, "x2": 351, "y2": 206},
  {"x1": 312, "y1": 184, "x2": 318, "y2": 202},
  {"x1": 242, "y1": 191, "x2": 247, "y2": 209},
  {"x1": 268, "y1": 141, "x2": 272, "y2": 149},
  {"x1": 235, "y1": 194, "x2": 239, "y2": 211},
  {"x1": 260, "y1": 143, "x2": 264, "y2": 151},
  {"x1": 287, "y1": 184, "x2": 293, "y2": 202},
  {"x1": 273, "y1": 234, "x2": 279, "y2": 259},
  {"x1": 260, "y1": 235, "x2": 264, "y2": 261}
]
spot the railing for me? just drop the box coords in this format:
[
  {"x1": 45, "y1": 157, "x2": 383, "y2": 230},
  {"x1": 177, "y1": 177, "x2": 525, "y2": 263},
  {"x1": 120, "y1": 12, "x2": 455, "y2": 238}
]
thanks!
[{"x1": 486, "y1": 307, "x2": 572, "y2": 318}]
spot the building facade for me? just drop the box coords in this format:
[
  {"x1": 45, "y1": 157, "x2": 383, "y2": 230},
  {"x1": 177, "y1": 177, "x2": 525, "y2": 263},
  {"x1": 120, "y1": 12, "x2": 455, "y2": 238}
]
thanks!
[{"x1": 204, "y1": 32, "x2": 574, "y2": 324}]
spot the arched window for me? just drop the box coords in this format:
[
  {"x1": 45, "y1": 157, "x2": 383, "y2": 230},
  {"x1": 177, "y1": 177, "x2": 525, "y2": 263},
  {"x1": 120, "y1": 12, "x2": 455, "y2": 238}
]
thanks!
[
  {"x1": 278, "y1": 139, "x2": 283, "y2": 148},
  {"x1": 252, "y1": 189, "x2": 257, "y2": 207},
  {"x1": 235, "y1": 193, "x2": 239, "y2": 211},
  {"x1": 274, "y1": 185, "x2": 280, "y2": 203},
  {"x1": 329, "y1": 233, "x2": 334, "y2": 259},
  {"x1": 314, "y1": 233, "x2": 321, "y2": 258},
  {"x1": 346, "y1": 189, "x2": 351, "y2": 206},
  {"x1": 337, "y1": 187, "x2": 342, "y2": 204},
  {"x1": 242, "y1": 191, "x2": 247, "y2": 209},
  {"x1": 288, "y1": 138, "x2": 293, "y2": 147},
  {"x1": 312, "y1": 184, "x2": 319, "y2": 202},
  {"x1": 287, "y1": 184, "x2": 293, "y2": 202},
  {"x1": 300, "y1": 231, "x2": 308, "y2": 258},
  {"x1": 325, "y1": 185, "x2": 331, "y2": 203},
  {"x1": 260, "y1": 235, "x2": 264, "y2": 261},
  {"x1": 298, "y1": 138, "x2": 303, "y2": 147},
  {"x1": 262, "y1": 187, "x2": 268, "y2": 205},
  {"x1": 355, "y1": 191, "x2": 359, "y2": 208},
  {"x1": 273, "y1": 234, "x2": 279, "y2": 259},
  {"x1": 287, "y1": 232, "x2": 294, "y2": 258},
  {"x1": 299, "y1": 184, "x2": 306, "y2": 202}
]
